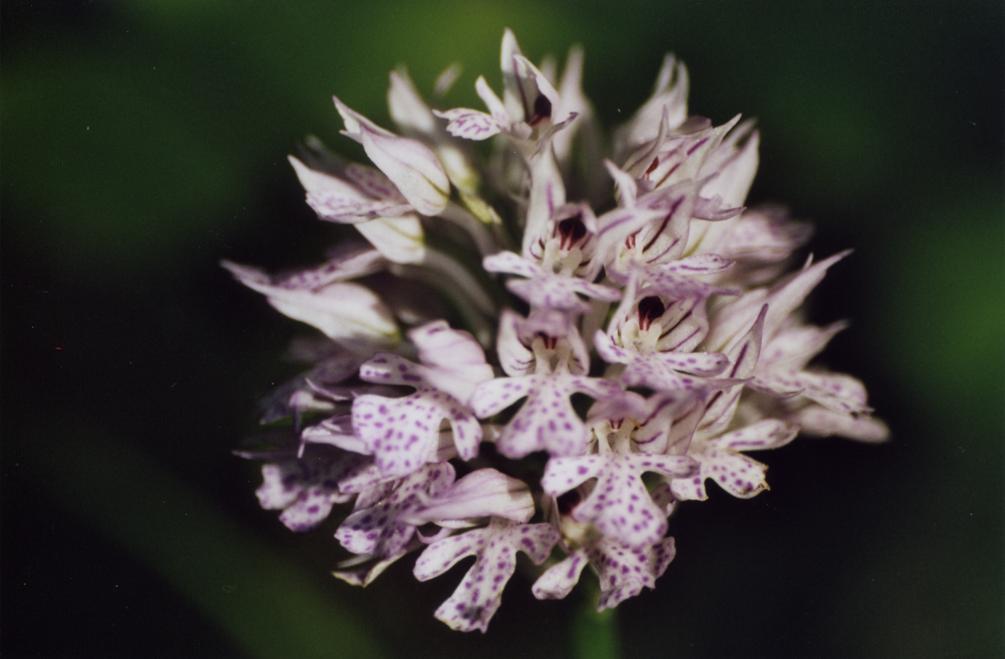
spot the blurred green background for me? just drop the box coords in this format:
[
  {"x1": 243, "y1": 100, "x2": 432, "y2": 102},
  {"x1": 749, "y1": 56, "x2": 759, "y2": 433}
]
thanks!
[{"x1": 2, "y1": 1, "x2": 1002, "y2": 657}]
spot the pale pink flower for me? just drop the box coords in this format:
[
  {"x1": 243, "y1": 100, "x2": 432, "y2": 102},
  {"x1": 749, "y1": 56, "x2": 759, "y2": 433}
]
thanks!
[{"x1": 229, "y1": 29, "x2": 887, "y2": 632}]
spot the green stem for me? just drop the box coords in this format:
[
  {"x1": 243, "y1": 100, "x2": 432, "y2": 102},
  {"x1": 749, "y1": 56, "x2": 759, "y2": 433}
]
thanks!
[{"x1": 572, "y1": 589, "x2": 622, "y2": 659}]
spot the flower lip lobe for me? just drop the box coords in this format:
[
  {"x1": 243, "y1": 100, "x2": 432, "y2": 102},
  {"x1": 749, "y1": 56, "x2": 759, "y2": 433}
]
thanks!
[{"x1": 231, "y1": 27, "x2": 886, "y2": 633}]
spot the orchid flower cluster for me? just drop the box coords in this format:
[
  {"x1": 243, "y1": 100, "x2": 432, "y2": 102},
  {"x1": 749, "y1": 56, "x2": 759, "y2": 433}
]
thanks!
[{"x1": 227, "y1": 30, "x2": 888, "y2": 633}]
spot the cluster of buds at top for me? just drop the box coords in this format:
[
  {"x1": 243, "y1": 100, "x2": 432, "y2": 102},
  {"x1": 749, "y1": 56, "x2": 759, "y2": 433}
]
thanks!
[{"x1": 226, "y1": 30, "x2": 887, "y2": 633}]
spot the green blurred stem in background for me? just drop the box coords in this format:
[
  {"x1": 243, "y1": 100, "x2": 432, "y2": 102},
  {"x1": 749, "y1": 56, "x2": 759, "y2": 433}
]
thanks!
[{"x1": 572, "y1": 584, "x2": 621, "y2": 659}]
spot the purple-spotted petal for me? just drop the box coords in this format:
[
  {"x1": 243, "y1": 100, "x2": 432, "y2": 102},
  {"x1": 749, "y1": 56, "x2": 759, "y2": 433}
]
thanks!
[
  {"x1": 335, "y1": 462, "x2": 456, "y2": 556},
  {"x1": 495, "y1": 376, "x2": 588, "y2": 457},
  {"x1": 540, "y1": 455, "x2": 606, "y2": 493},
  {"x1": 672, "y1": 437, "x2": 772, "y2": 501},
  {"x1": 638, "y1": 265, "x2": 739, "y2": 300},
  {"x1": 434, "y1": 108, "x2": 502, "y2": 140},
  {"x1": 543, "y1": 452, "x2": 693, "y2": 547},
  {"x1": 470, "y1": 376, "x2": 535, "y2": 418},
  {"x1": 591, "y1": 537, "x2": 677, "y2": 610},
  {"x1": 256, "y1": 449, "x2": 364, "y2": 532},
  {"x1": 532, "y1": 549, "x2": 589, "y2": 600},
  {"x1": 506, "y1": 275, "x2": 617, "y2": 314},
  {"x1": 483, "y1": 251, "x2": 544, "y2": 278},
  {"x1": 359, "y1": 353, "x2": 423, "y2": 386},
  {"x1": 621, "y1": 355, "x2": 727, "y2": 392},
  {"x1": 352, "y1": 389, "x2": 482, "y2": 477},
  {"x1": 226, "y1": 247, "x2": 385, "y2": 293},
  {"x1": 475, "y1": 374, "x2": 619, "y2": 458},
  {"x1": 789, "y1": 370, "x2": 871, "y2": 415},
  {"x1": 413, "y1": 519, "x2": 559, "y2": 632},
  {"x1": 595, "y1": 331, "x2": 729, "y2": 392},
  {"x1": 488, "y1": 250, "x2": 619, "y2": 313}
]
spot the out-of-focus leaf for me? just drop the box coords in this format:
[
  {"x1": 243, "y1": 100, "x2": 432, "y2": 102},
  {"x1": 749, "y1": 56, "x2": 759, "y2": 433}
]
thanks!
[{"x1": 27, "y1": 429, "x2": 385, "y2": 659}]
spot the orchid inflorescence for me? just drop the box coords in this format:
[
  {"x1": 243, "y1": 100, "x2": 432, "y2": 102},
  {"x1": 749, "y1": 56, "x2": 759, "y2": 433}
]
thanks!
[{"x1": 227, "y1": 29, "x2": 888, "y2": 633}]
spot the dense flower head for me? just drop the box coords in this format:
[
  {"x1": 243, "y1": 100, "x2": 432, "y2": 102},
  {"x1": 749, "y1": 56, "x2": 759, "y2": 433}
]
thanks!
[{"x1": 227, "y1": 29, "x2": 888, "y2": 633}]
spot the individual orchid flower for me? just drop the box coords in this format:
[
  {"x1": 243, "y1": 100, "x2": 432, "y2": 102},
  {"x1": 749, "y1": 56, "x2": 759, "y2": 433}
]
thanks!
[
  {"x1": 706, "y1": 206, "x2": 813, "y2": 269},
  {"x1": 232, "y1": 28, "x2": 887, "y2": 633},
  {"x1": 670, "y1": 419, "x2": 800, "y2": 500},
  {"x1": 294, "y1": 157, "x2": 414, "y2": 223},
  {"x1": 222, "y1": 247, "x2": 398, "y2": 350},
  {"x1": 413, "y1": 518, "x2": 559, "y2": 632},
  {"x1": 334, "y1": 461, "x2": 456, "y2": 557},
  {"x1": 622, "y1": 114, "x2": 742, "y2": 198},
  {"x1": 753, "y1": 316, "x2": 889, "y2": 442},
  {"x1": 252, "y1": 445, "x2": 370, "y2": 532},
  {"x1": 289, "y1": 138, "x2": 427, "y2": 264},
  {"x1": 592, "y1": 271, "x2": 734, "y2": 392},
  {"x1": 333, "y1": 97, "x2": 450, "y2": 216},
  {"x1": 524, "y1": 203, "x2": 603, "y2": 277},
  {"x1": 753, "y1": 320, "x2": 873, "y2": 416},
  {"x1": 706, "y1": 251, "x2": 885, "y2": 441},
  {"x1": 471, "y1": 322, "x2": 622, "y2": 458},
  {"x1": 540, "y1": 424, "x2": 695, "y2": 547},
  {"x1": 332, "y1": 467, "x2": 535, "y2": 591},
  {"x1": 483, "y1": 250, "x2": 620, "y2": 316},
  {"x1": 351, "y1": 321, "x2": 492, "y2": 478},
  {"x1": 683, "y1": 121, "x2": 763, "y2": 255},
  {"x1": 533, "y1": 535, "x2": 677, "y2": 610},
  {"x1": 598, "y1": 178, "x2": 706, "y2": 278},
  {"x1": 434, "y1": 30, "x2": 577, "y2": 146},
  {"x1": 789, "y1": 404, "x2": 890, "y2": 442}
]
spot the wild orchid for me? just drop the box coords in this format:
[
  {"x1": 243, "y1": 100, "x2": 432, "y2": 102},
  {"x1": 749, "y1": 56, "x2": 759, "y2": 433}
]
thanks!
[{"x1": 227, "y1": 29, "x2": 887, "y2": 633}]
